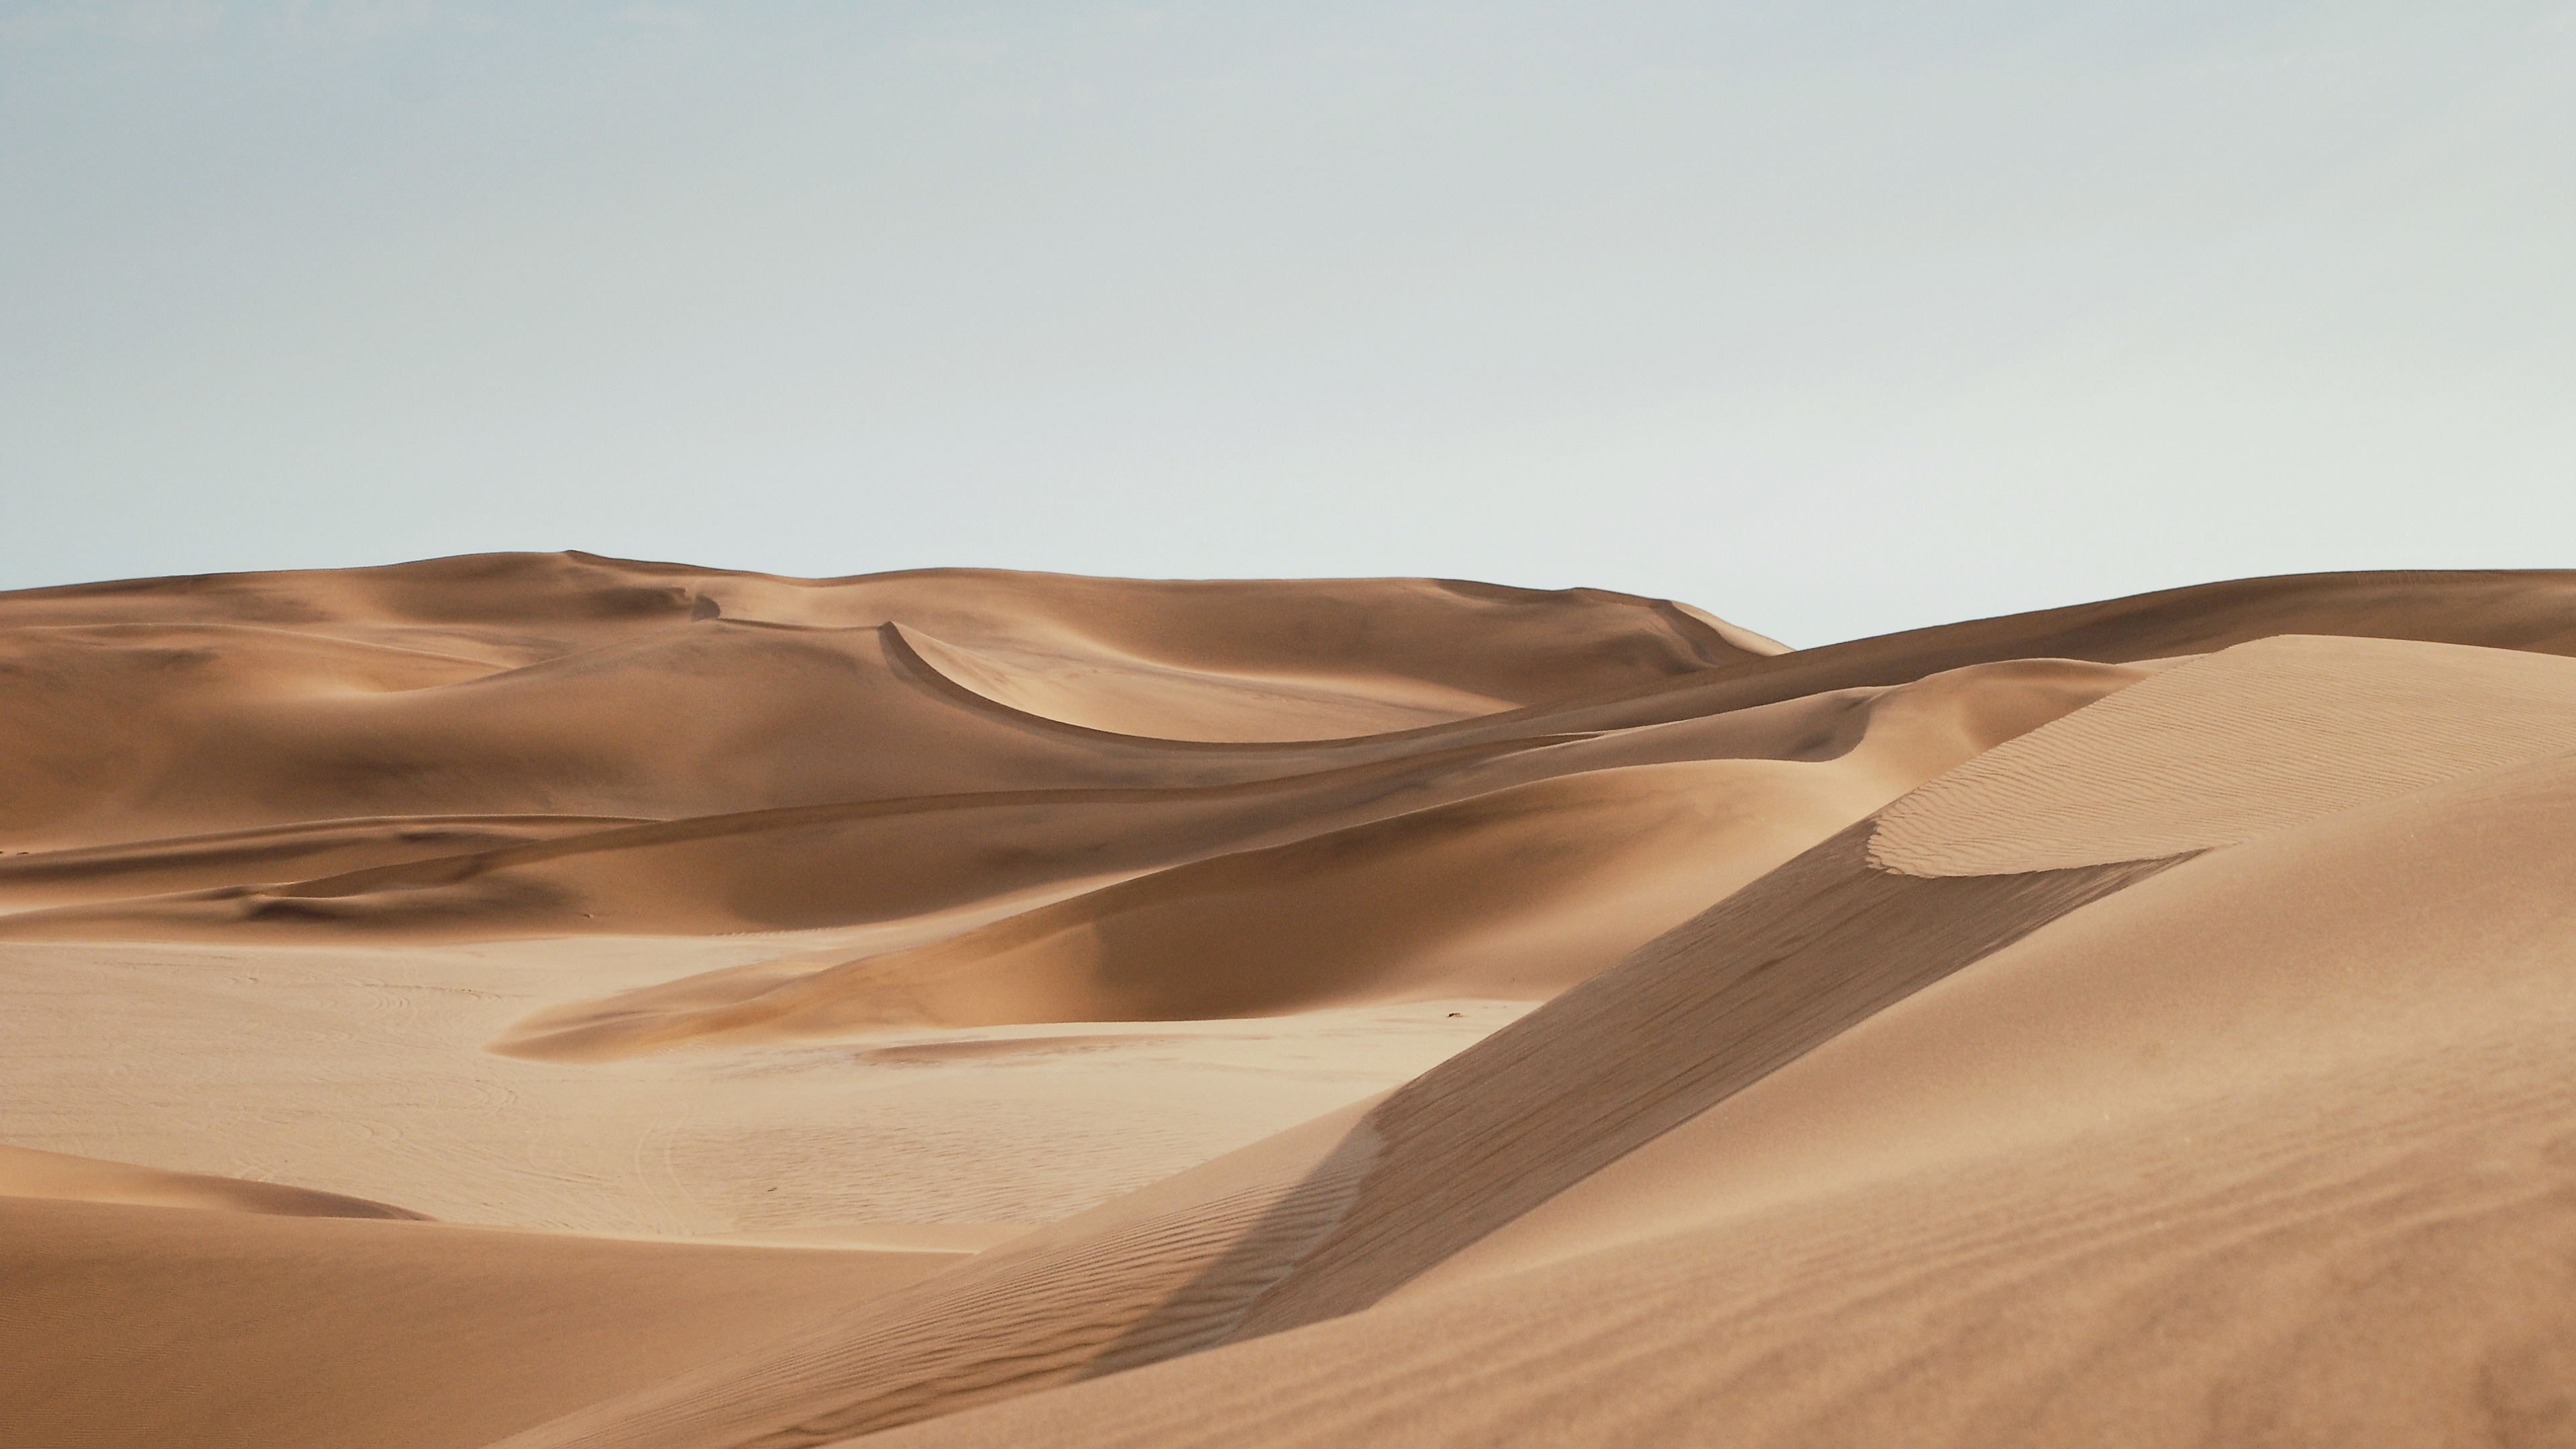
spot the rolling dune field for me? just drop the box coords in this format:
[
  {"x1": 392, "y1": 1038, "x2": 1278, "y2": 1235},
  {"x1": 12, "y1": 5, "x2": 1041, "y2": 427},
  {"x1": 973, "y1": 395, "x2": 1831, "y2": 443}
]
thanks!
[{"x1": 7, "y1": 554, "x2": 2576, "y2": 1448}]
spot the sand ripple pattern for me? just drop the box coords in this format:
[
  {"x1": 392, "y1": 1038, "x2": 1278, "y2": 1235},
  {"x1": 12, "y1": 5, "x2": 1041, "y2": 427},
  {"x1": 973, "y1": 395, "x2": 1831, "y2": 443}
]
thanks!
[{"x1": 1872, "y1": 634, "x2": 2576, "y2": 875}]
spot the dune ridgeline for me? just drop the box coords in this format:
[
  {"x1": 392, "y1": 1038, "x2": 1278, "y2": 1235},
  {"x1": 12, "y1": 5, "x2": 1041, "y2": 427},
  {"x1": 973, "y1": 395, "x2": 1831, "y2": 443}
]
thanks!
[{"x1": 7, "y1": 552, "x2": 2576, "y2": 1449}]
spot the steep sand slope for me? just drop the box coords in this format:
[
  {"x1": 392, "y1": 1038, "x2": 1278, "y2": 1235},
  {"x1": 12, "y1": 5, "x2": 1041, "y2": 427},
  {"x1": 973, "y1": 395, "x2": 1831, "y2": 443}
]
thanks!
[
  {"x1": 474, "y1": 825, "x2": 2186, "y2": 1444},
  {"x1": 1874, "y1": 633, "x2": 2576, "y2": 873},
  {"x1": 855, "y1": 669, "x2": 2576, "y2": 1449},
  {"x1": 1419, "y1": 741, "x2": 2576, "y2": 1294},
  {"x1": 0, "y1": 1197, "x2": 958, "y2": 1449}
]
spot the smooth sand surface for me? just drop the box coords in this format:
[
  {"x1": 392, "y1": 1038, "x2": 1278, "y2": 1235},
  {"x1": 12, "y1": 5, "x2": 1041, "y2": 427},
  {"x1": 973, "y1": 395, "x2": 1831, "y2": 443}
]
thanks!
[
  {"x1": 8, "y1": 555, "x2": 2576, "y2": 1448},
  {"x1": 0, "y1": 1196, "x2": 959, "y2": 1449},
  {"x1": 1873, "y1": 633, "x2": 2576, "y2": 873},
  {"x1": 0, "y1": 1141, "x2": 427, "y2": 1219}
]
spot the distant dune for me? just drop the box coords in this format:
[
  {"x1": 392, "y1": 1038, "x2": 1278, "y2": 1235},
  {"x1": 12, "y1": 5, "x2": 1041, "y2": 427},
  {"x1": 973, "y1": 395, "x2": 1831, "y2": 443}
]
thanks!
[{"x1": 7, "y1": 555, "x2": 2575, "y2": 1448}]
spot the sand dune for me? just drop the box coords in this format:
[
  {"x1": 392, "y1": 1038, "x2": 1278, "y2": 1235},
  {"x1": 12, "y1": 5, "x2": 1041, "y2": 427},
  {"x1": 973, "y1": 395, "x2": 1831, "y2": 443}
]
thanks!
[
  {"x1": 0, "y1": 1195, "x2": 960, "y2": 1449},
  {"x1": 0, "y1": 1142, "x2": 428, "y2": 1219},
  {"x1": 1873, "y1": 632, "x2": 2576, "y2": 873},
  {"x1": 865, "y1": 731, "x2": 2576, "y2": 1449},
  {"x1": 494, "y1": 658, "x2": 2148, "y2": 1055},
  {"x1": 9, "y1": 557, "x2": 2576, "y2": 1449},
  {"x1": 0, "y1": 553, "x2": 1754, "y2": 849}
]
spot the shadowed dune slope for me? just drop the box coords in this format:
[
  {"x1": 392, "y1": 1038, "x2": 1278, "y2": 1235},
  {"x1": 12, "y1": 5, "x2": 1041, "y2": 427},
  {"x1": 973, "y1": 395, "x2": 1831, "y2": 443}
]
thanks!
[
  {"x1": 471, "y1": 826, "x2": 2185, "y2": 1448},
  {"x1": 857, "y1": 744, "x2": 2576, "y2": 1449},
  {"x1": 1223, "y1": 826, "x2": 2180, "y2": 1339},
  {"x1": 492, "y1": 659, "x2": 2147, "y2": 1055},
  {"x1": 0, "y1": 1197, "x2": 959, "y2": 1449},
  {"x1": 1493, "y1": 568, "x2": 2576, "y2": 738},
  {"x1": 9, "y1": 564, "x2": 2573, "y2": 943},
  {"x1": 478, "y1": 623, "x2": 2576, "y2": 1447},
  {"x1": 15, "y1": 561, "x2": 2576, "y2": 1449},
  {"x1": 0, "y1": 552, "x2": 1761, "y2": 850},
  {"x1": 0, "y1": 657, "x2": 2143, "y2": 951},
  {"x1": 480, "y1": 1101, "x2": 1389, "y2": 1449},
  {"x1": 0, "y1": 815, "x2": 650, "y2": 912},
  {"x1": 0, "y1": 1143, "x2": 427, "y2": 1220}
]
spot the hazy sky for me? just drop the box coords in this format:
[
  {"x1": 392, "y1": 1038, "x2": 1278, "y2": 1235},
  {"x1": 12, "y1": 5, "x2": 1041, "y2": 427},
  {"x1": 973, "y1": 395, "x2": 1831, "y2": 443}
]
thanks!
[{"x1": 5, "y1": 1, "x2": 2571, "y2": 645}]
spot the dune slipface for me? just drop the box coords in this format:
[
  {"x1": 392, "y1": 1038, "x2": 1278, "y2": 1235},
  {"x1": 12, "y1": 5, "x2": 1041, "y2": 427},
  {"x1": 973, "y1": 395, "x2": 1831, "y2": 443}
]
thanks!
[{"x1": 5, "y1": 556, "x2": 2575, "y2": 1449}]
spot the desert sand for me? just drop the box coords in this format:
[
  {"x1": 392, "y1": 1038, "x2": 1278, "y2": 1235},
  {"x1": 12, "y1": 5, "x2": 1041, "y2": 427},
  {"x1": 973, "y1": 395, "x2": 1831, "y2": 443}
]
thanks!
[{"x1": 5, "y1": 553, "x2": 2575, "y2": 1448}]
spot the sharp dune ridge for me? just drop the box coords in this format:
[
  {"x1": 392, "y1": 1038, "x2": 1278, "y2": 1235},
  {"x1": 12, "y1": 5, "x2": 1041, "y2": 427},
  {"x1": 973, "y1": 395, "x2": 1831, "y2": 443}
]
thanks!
[{"x1": 7, "y1": 555, "x2": 2576, "y2": 1449}]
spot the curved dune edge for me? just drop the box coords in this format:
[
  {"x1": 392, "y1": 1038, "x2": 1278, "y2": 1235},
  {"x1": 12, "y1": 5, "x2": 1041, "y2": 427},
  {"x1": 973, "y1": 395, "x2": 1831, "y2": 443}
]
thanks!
[
  {"x1": 1870, "y1": 634, "x2": 2576, "y2": 875},
  {"x1": 491, "y1": 659, "x2": 2152, "y2": 1059},
  {"x1": 0, "y1": 657, "x2": 2145, "y2": 947},
  {"x1": 849, "y1": 745, "x2": 2576, "y2": 1449},
  {"x1": 474, "y1": 823, "x2": 2184, "y2": 1449},
  {"x1": 470, "y1": 624, "x2": 2576, "y2": 1447},
  {"x1": 15, "y1": 563, "x2": 2576, "y2": 1449},
  {"x1": 0, "y1": 1142, "x2": 429, "y2": 1220},
  {"x1": 2, "y1": 553, "x2": 1763, "y2": 848},
  {"x1": 0, "y1": 738, "x2": 1572, "y2": 941},
  {"x1": 886, "y1": 621, "x2": 1520, "y2": 744},
  {"x1": 1224, "y1": 825, "x2": 2185, "y2": 1339}
]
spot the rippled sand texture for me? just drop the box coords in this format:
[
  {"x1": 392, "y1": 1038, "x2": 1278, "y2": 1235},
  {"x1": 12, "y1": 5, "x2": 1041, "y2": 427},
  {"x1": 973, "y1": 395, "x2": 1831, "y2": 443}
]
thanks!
[{"x1": 7, "y1": 556, "x2": 2576, "y2": 1449}]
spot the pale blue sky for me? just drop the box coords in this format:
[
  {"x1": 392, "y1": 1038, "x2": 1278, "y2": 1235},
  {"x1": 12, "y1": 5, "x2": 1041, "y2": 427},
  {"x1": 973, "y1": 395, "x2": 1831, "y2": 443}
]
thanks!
[{"x1": 5, "y1": 1, "x2": 2571, "y2": 643}]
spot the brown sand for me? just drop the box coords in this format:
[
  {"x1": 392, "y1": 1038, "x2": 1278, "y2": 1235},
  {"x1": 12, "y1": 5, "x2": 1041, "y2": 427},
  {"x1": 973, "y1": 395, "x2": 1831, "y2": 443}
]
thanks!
[
  {"x1": 0, "y1": 1141, "x2": 427, "y2": 1219},
  {"x1": 7, "y1": 556, "x2": 2575, "y2": 1448},
  {"x1": 0, "y1": 1195, "x2": 959, "y2": 1449}
]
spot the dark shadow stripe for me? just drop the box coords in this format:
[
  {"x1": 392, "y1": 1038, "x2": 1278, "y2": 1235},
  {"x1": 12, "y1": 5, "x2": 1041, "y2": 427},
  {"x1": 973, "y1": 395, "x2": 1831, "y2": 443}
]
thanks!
[
  {"x1": 486, "y1": 826, "x2": 2186, "y2": 1449},
  {"x1": 1230, "y1": 822, "x2": 2189, "y2": 1338}
]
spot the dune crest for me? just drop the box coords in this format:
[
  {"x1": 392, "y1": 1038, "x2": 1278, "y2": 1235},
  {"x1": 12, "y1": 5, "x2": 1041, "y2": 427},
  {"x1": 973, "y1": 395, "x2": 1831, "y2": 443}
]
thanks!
[
  {"x1": 494, "y1": 657, "x2": 2151, "y2": 1058},
  {"x1": 1873, "y1": 633, "x2": 2576, "y2": 874}
]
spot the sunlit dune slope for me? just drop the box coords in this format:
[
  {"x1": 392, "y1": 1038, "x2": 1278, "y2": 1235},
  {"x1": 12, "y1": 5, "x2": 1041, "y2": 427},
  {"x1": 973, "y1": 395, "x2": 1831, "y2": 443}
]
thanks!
[
  {"x1": 1499, "y1": 566, "x2": 2576, "y2": 735},
  {"x1": 492, "y1": 658, "x2": 2144, "y2": 1055},
  {"x1": 474, "y1": 817, "x2": 2184, "y2": 1448},
  {"x1": 839, "y1": 639, "x2": 2576, "y2": 1449},
  {"x1": 11, "y1": 561, "x2": 2576, "y2": 1449},
  {"x1": 1872, "y1": 632, "x2": 2576, "y2": 871},
  {"x1": 0, "y1": 657, "x2": 2137, "y2": 947},
  {"x1": 862, "y1": 759, "x2": 2576, "y2": 1449},
  {"x1": 10, "y1": 564, "x2": 2573, "y2": 963},
  {"x1": 0, "y1": 1142, "x2": 427, "y2": 1220},
  {"x1": 0, "y1": 551, "x2": 1756, "y2": 848}
]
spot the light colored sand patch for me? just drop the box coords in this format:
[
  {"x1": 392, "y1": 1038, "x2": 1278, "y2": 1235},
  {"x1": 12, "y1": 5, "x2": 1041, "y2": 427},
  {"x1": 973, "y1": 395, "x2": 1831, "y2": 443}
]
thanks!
[
  {"x1": 0, "y1": 931, "x2": 1524, "y2": 1234},
  {"x1": 1871, "y1": 634, "x2": 2576, "y2": 875}
]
